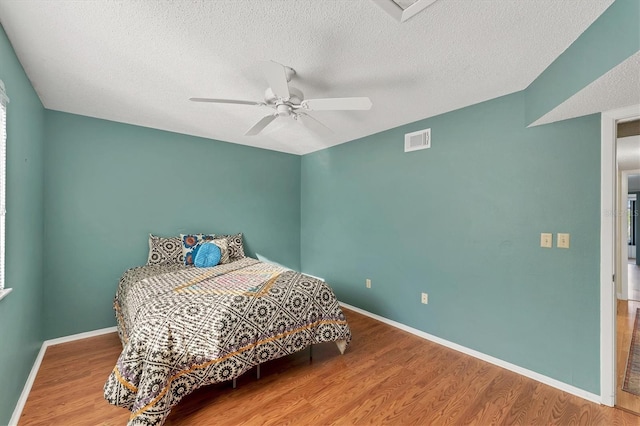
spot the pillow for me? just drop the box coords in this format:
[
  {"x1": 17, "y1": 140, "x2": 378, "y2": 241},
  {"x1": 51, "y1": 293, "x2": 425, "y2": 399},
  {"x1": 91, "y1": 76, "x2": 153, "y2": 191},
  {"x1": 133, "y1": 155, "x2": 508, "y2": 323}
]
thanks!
[
  {"x1": 146, "y1": 234, "x2": 184, "y2": 265},
  {"x1": 181, "y1": 233, "x2": 215, "y2": 266},
  {"x1": 215, "y1": 233, "x2": 245, "y2": 262},
  {"x1": 193, "y1": 242, "x2": 222, "y2": 268},
  {"x1": 211, "y1": 238, "x2": 230, "y2": 264}
]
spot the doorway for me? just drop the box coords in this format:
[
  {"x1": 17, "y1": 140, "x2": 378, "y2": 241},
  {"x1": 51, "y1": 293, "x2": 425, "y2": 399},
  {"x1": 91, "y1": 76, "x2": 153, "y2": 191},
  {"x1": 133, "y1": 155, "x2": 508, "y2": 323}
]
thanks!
[
  {"x1": 624, "y1": 188, "x2": 639, "y2": 301},
  {"x1": 614, "y1": 120, "x2": 640, "y2": 413},
  {"x1": 600, "y1": 106, "x2": 639, "y2": 410}
]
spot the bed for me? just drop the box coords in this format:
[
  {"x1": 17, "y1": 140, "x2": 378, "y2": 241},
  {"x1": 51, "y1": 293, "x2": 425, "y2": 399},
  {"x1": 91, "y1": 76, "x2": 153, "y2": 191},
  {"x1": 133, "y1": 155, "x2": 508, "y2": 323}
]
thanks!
[{"x1": 103, "y1": 255, "x2": 351, "y2": 425}]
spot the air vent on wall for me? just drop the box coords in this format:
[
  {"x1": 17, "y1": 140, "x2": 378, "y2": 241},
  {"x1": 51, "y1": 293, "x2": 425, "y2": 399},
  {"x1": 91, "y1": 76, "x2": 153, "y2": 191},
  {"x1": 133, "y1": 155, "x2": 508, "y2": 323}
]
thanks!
[{"x1": 404, "y1": 128, "x2": 431, "y2": 152}]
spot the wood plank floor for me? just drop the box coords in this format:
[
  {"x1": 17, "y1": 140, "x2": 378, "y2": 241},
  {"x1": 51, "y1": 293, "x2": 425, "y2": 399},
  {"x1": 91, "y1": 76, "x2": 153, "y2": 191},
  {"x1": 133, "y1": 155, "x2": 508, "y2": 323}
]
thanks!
[{"x1": 18, "y1": 308, "x2": 640, "y2": 425}]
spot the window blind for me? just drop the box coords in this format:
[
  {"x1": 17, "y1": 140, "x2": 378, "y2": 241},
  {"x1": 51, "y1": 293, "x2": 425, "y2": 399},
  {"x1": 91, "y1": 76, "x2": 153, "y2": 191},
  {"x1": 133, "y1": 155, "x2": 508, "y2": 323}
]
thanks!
[{"x1": 0, "y1": 80, "x2": 8, "y2": 291}]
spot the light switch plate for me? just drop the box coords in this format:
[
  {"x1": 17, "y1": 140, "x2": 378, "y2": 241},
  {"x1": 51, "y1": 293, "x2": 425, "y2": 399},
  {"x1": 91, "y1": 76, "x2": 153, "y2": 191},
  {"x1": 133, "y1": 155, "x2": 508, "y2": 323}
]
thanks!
[
  {"x1": 540, "y1": 233, "x2": 552, "y2": 248},
  {"x1": 557, "y1": 233, "x2": 570, "y2": 249}
]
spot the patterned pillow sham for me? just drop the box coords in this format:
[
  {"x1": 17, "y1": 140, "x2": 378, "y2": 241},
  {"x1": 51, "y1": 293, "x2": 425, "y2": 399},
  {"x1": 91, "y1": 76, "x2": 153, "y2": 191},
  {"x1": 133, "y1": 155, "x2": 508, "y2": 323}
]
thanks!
[
  {"x1": 210, "y1": 238, "x2": 230, "y2": 264},
  {"x1": 180, "y1": 233, "x2": 215, "y2": 266},
  {"x1": 146, "y1": 234, "x2": 184, "y2": 265},
  {"x1": 215, "y1": 233, "x2": 245, "y2": 262}
]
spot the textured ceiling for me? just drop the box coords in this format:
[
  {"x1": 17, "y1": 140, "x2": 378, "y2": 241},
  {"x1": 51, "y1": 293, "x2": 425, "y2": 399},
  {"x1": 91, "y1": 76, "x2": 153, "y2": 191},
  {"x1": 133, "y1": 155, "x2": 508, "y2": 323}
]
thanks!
[
  {"x1": 0, "y1": 0, "x2": 617, "y2": 154},
  {"x1": 533, "y1": 51, "x2": 640, "y2": 126}
]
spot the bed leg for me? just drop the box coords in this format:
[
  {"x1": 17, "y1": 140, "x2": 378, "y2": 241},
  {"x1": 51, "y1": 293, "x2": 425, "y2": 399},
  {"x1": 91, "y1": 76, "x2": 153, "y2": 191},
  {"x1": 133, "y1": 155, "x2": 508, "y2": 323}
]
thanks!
[
  {"x1": 309, "y1": 344, "x2": 313, "y2": 363},
  {"x1": 335, "y1": 339, "x2": 347, "y2": 355},
  {"x1": 256, "y1": 364, "x2": 261, "y2": 380},
  {"x1": 232, "y1": 378, "x2": 237, "y2": 389}
]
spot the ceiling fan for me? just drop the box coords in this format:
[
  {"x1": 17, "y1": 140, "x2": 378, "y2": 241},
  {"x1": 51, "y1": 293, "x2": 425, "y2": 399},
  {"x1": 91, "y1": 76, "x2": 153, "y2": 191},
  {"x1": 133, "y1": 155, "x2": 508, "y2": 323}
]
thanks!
[{"x1": 190, "y1": 61, "x2": 373, "y2": 136}]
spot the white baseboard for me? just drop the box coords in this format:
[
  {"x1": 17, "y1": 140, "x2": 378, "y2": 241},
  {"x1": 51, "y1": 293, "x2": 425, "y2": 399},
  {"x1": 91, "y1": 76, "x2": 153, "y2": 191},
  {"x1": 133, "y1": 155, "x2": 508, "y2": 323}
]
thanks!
[
  {"x1": 339, "y1": 302, "x2": 602, "y2": 405},
  {"x1": 9, "y1": 326, "x2": 117, "y2": 425},
  {"x1": 8, "y1": 343, "x2": 47, "y2": 426},
  {"x1": 43, "y1": 326, "x2": 117, "y2": 347},
  {"x1": 302, "y1": 273, "x2": 325, "y2": 282}
]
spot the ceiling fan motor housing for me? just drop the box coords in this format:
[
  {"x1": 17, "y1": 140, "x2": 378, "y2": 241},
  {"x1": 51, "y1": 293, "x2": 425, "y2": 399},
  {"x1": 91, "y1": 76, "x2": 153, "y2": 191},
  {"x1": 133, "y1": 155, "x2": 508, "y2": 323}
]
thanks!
[
  {"x1": 276, "y1": 104, "x2": 293, "y2": 117},
  {"x1": 265, "y1": 87, "x2": 303, "y2": 106}
]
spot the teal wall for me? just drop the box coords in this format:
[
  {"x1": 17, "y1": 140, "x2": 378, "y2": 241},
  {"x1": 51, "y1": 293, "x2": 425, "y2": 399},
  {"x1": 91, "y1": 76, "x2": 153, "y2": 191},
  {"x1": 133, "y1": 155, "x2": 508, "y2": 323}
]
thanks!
[
  {"x1": 0, "y1": 26, "x2": 45, "y2": 425},
  {"x1": 301, "y1": 91, "x2": 601, "y2": 394},
  {"x1": 43, "y1": 111, "x2": 301, "y2": 339}
]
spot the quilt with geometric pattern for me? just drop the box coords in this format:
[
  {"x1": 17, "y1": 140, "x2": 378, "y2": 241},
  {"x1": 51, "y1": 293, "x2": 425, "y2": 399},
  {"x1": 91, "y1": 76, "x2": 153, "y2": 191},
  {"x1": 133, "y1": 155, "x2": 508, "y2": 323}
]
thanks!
[{"x1": 103, "y1": 258, "x2": 351, "y2": 425}]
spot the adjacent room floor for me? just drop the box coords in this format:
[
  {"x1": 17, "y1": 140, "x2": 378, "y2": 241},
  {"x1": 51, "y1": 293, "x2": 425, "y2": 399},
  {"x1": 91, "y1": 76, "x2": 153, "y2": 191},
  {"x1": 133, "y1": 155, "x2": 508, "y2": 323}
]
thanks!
[
  {"x1": 16, "y1": 308, "x2": 638, "y2": 425},
  {"x1": 617, "y1": 259, "x2": 640, "y2": 415}
]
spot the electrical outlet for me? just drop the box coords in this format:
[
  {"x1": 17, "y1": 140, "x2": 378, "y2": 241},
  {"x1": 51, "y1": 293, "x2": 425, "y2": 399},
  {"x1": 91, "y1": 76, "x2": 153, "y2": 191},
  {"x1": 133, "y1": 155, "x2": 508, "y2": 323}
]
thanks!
[
  {"x1": 366, "y1": 279, "x2": 371, "y2": 289},
  {"x1": 421, "y1": 292, "x2": 428, "y2": 304},
  {"x1": 540, "y1": 233, "x2": 552, "y2": 248},
  {"x1": 557, "y1": 233, "x2": 570, "y2": 249}
]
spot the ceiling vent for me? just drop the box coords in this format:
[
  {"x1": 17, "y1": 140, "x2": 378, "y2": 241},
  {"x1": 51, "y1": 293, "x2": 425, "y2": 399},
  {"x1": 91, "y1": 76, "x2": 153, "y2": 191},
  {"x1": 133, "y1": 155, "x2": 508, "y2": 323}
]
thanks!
[
  {"x1": 371, "y1": 0, "x2": 438, "y2": 23},
  {"x1": 405, "y1": 128, "x2": 431, "y2": 152}
]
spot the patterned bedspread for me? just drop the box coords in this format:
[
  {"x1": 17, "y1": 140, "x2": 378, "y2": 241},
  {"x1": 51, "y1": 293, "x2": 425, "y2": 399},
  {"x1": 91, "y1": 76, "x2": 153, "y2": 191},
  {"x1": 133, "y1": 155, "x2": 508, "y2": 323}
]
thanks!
[{"x1": 104, "y1": 258, "x2": 351, "y2": 425}]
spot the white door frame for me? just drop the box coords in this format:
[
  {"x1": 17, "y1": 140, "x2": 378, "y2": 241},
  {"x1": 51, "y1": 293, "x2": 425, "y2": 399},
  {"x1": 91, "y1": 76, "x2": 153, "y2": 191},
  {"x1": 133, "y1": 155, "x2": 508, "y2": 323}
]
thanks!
[{"x1": 601, "y1": 104, "x2": 640, "y2": 406}]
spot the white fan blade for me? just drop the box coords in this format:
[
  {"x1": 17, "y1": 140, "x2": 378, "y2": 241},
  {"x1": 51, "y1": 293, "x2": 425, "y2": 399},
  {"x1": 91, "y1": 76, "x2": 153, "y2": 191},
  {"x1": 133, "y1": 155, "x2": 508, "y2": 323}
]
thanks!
[
  {"x1": 190, "y1": 98, "x2": 264, "y2": 106},
  {"x1": 297, "y1": 112, "x2": 333, "y2": 135},
  {"x1": 245, "y1": 114, "x2": 278, "y2": 136},
  {"x1": 260, "y1": 61, "x2": 290, "y2": 100},
  {"x1": 301, "y1": 97, "x2": 372, "y2": 111}
]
